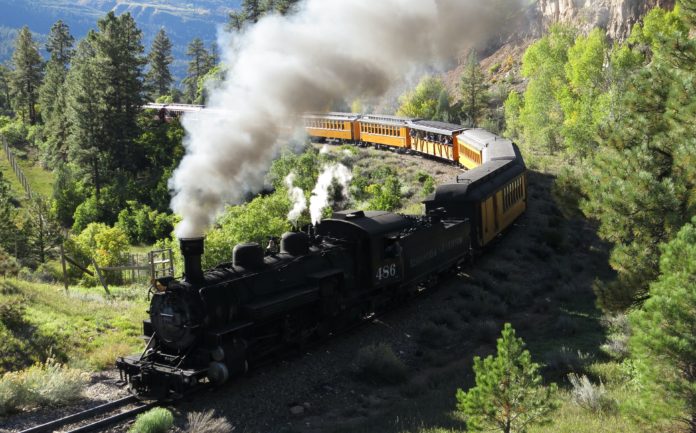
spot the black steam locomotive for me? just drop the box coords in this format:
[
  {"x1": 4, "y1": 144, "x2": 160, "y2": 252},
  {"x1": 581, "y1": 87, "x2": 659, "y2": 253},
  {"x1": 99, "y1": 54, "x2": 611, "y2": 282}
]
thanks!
[{"x1": 117, "y1": 134, "x2": 526, "y2": 399}]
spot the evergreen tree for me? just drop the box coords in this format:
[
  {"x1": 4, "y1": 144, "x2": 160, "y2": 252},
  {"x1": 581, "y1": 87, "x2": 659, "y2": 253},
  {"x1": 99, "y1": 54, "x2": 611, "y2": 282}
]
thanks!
[
  {"x1": 630, "y1": 218, "x2": 696, "y2": 432},
  {"x1": 0, "y1": 65, "x2": 11, "y2": 113},
  {"x1": 456, "y1": 323, "x2": 557, "y2": 433},
  {"x1": 17, "y1": 195, "x2": 63, "y2": 265},
  {"x1": 184, "y1": 38, "x2": 211, "y2": 103},
  {"x1": 579, "y1": 7, "x2": 695, "y2": 310},
  {"x1": 145, "y1": 28, "x2": 174, "y2": 99},
  {"x1": 65, "y1": 12, "x2": 146, "y2": 213},
  {"x1": 46, "y1": 20, "x2": 75, "y2": 65},
  {"x1": 274, "y1": 0, "x2": 300, "y2": 15},
  {"x1": 9, "y1": 26, "x2": 44, "y2": 125},
  {"x1": 459, "y1": 52, "x2": 489, "y2": 127},
  {"x1": 242, "y1": 0, "x2": 263, "y2": 23},
  {"x1": 0, "y1": 171, "x2": 18, "y2": 255},
  {"x1": 66, "y1": 38, "x2": 107, "y2": 200},
  {"x1": 39, "y1": 20, "x2": 75, "y2": 167}
]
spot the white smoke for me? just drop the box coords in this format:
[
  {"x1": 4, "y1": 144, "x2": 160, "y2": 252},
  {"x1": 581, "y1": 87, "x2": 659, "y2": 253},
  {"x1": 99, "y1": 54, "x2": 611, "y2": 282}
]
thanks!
[
  {"x1": 320, "y1": 144, "x2": 330, "y2": 155},
  {"x1": 309, "y1": 164, "x2": 352, "y2": 225},
  {"x1": 170, "y1": 0, "x2": 523, "y2": 237},
  {"x1": 284, "y1": 172, "x2": 307, "y2": 225}
]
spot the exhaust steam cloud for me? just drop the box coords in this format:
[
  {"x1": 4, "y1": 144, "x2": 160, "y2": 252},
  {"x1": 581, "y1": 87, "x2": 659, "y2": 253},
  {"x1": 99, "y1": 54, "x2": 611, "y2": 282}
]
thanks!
[{"x1": 170, "y1": 0, "x2": 522, "y2": 237}]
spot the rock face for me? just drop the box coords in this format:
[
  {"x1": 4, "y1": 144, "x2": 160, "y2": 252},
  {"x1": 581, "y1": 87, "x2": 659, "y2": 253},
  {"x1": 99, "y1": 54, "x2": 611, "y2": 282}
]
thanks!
[{"x1": 534, "y1": 0, "x2": 676, "y2": 40}]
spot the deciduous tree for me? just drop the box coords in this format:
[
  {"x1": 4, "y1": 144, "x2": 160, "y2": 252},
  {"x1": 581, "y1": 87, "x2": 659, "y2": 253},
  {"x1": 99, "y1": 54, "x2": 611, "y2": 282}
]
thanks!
[{"x1": 396, "y1": 76, "x2": 446, "y2": 120}]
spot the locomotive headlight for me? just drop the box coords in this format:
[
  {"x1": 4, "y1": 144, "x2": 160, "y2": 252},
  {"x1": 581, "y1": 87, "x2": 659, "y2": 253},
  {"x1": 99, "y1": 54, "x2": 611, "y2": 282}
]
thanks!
[{"x1": 155, "y1": 280, "x2": 167, "y2": 292}]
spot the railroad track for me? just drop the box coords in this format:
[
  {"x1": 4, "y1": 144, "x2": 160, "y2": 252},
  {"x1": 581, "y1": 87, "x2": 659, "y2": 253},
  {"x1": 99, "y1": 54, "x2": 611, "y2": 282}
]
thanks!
[{"x1": 18, "y1": 396, "x2": 156, "y2": 433}]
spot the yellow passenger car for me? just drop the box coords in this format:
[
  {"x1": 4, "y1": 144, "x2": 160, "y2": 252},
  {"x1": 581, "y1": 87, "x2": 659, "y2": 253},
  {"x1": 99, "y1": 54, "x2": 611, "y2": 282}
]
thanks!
[
  {"x1": 408, "y1": 120, "x2": 466, "y2": 163},
  {"x1": 457, "y1": 129, "x2": 495, "y2": 169},
  {"x1": 358, "y1": 115, "x2": 412, "y2": 150},
  {"x1": 303, "y1": 113, "x2": 361, "y2": 142}
]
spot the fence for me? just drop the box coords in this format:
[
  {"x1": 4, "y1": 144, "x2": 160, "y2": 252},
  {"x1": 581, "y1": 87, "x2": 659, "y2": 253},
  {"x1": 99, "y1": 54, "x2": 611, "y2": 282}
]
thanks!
[
  {"x1": 2, "y1": 136, "x2": 33, "y2": 199},
  {"x1": 61, "y1": 247, "x2": 175, "y2": 295}
]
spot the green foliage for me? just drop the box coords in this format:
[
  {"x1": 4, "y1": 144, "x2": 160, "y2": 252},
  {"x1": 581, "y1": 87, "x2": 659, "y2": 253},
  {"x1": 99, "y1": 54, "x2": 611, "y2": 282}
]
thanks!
[
  {"x1": 202, "y1": 191, "x2": 291, "y2": 268},
  {"x1": 397, "y1": 76, "x2": 448, "y2": 119},
  {"x1": 0, "y1": 358, "x2": 88, "y2": 415},
  {"x1": 9, "y1": 26, "x2": 43, "y2": 125},
  {"x1": 629, "y1": 218, "x2": 696, "y2": 430},
  {"x1": 72, "y1": 195, "x2": 101, "y2": 233},
  {"x1": 456, "y1": 323, "x2": 557, "y2": 433},
  {"x1": 267, "y1": 146, "x2": 320, "y2": 192},
  {"x1": 51, "y1": 165, "x2": 84, "y2": 227},
  {"x1": 129, "y1": 407, "x2": 174, "y2": 433},
  {"x1": 116, "y1": 201, "x2": 174, "y2": 245},
  {"x1": 366, "y1": 175, "x2": 402, "y2": 211},
  {"x1": 519, "y1": 25, "x2": 576, "y2": 154},
  {"x1": 354, "y1": 343, "x2": 408, "y2": 385}
]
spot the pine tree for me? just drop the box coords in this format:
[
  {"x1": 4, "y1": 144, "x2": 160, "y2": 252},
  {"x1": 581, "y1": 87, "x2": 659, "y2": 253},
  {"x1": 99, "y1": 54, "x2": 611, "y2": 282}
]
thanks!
[
  {"x1": 459, "y1": 52, "x2": 489, "y2": 127},
  {"x1": 184, "y1": 38, "x2": 211, "y2": 103},
  {"x1": 0, "y1": 171, "x2": 18, "y2": 255},
  {"x1": 434, "y1": 88, "x2": 452, "y2": 123},
  {"x1": 66, "y1": 37, "x2": 107, "y2": 200},
  {"x1": 630, "y1": 218, "x2": 696, "y2": 432},
  {"x1": 9, "y1": 26, "x2": 44, "y2": 124},
  {"x1": 65, "y1": 12, "x2": 145, "y2": 211},
  {"x1": 274, "y1": 0, "x2": 300, "y2": 15},
  {"x1": 456, "y1": 323, "x2": 557, "y2": 433},
  {"x1": 0, "y1": 65, "x2": 11, "y2": 113},
  {"x1": 145, "y1": 28, "x2": 174, "y2": 99},
  {"x1": 39, "y1": 20, "x2": 75, "y2": 167},
  {"x1": 242, "y1": 0, "x2": 263, "y2": 23},
  {"x1": 578, "y1": 7, "x2": 695, "y2": 310}
]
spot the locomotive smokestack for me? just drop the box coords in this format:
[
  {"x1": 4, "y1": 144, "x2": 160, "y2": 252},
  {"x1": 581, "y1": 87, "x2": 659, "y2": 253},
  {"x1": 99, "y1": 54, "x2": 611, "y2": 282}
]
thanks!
[{"x1": 179, "y1": 237, "x2": 204, "y2": 284}]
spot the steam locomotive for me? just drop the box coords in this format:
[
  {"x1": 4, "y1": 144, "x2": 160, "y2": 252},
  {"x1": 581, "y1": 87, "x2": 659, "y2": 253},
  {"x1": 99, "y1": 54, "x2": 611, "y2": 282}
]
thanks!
[{"x1": 117, "y1": 126, "x2": 526, "y2": 399}]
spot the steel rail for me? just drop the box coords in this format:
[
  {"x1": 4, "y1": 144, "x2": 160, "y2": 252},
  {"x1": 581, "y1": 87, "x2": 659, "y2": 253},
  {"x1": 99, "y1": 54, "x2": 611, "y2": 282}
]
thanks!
[{"x1": 18, "y1": 396, "x2": 138, "y2": 433}]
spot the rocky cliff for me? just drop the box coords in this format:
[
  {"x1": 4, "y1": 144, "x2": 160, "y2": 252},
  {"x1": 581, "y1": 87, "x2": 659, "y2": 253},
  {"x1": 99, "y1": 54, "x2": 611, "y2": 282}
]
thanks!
[{"x1": 534, "y1": 0, "x2": 676, "y2": 40}]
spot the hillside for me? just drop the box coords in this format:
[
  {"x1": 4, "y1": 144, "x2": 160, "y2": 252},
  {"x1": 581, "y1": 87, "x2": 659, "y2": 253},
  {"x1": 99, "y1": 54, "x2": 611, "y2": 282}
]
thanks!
[{"x1": 0, "y1": 0, "x2": 240, "y2": 81}]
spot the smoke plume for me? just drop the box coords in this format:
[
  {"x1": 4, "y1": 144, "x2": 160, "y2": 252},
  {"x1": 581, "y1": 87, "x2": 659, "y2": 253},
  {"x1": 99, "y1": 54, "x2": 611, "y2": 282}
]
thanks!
[
  {"x1": 284, "y1": 173, "x2": 307, "y2": 225},
  {"x1": 309, "y1": 164, "x2": 352, "y2": 225},
  {"x1": 170, "y1": 0, "x2": 522, "y2": 237}
]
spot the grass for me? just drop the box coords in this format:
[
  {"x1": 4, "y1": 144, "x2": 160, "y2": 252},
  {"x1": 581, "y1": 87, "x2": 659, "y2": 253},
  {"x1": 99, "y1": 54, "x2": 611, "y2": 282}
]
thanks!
[
  {"x1": 0, "y1": 358, "x2": 89, "y2": 415},
  {"x1": 0, "y1": 278, "x2": 147, "y2": 374},
  {"x1": 129, "y1": 407, "x2": 174, "y2": 433},
  {"x1": 186, "y1": 410, "x2": 234, "y2": 433},
  {"x1": 0, "y1": 149, "x2": 55, "y2": 199}
]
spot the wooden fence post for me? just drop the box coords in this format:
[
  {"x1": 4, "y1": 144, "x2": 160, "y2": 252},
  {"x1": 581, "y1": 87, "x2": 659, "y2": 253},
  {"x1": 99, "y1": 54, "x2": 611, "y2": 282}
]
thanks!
[
  {"x1": 59, "y1": 242, "x2": 69, "y2": 293},
  {"x1": 91, "y1": 258, "x2": 111, "y2": 296}
]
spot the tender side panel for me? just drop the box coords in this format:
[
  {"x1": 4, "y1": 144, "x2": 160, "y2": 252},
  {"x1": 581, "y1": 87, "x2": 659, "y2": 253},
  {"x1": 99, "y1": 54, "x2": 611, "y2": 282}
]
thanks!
[
  {"x1": 458, "y1": 141, "x2": 483, "y2": 169},
  {"x1": 479, "y1": 172, "x2": 527, "y2": 247}
]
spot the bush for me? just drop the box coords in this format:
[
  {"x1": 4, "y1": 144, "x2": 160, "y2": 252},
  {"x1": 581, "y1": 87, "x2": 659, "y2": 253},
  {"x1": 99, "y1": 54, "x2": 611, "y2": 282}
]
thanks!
[
  {"x1": 129, "y1": 407, "x2": 174, "y2": 433},
  {"x1": 72, "y1": 195, "x2": 101, "y2": 233},
  {"x1": 186, "y1": 409, "x2": 233, "y2": 433},
  {"x1": 354, "y1": 343, "x2": 408, "y2": 384},
  {"x1": 567, "y1": 373, "x2": 616, "y2": 413},
  {"x1": 0, "y1": 358, "x2": 88, "y2": 415},
  {"x1": 116, "y1": 201, "x2": 174, "y2": 244},
  {"x1": 65, "y1": 223, "x2": 130, "y2": 286}
]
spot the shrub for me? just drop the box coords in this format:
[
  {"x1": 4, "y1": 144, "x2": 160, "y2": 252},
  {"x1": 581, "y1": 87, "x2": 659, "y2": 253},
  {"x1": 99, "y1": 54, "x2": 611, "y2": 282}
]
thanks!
[
  {"x1": 65, "y1": 223, "x2": 130, "y2": 286},
  {"x1": 116, "y1": 202, "x2": 174, "y2": 245},
  {"x1": 354, "y1": 343, "x2": 408, "y2": 384},
  {"x1": 0, "y1": 359, "x2": 88, "y2": 415},
  {"x1": 567, "y1": 373, "x2": 616, "y2": 413},
  {"x1": 129, "y1": 407, "x2": 174, "y2": 433},
  {"x1": 544, "y1": 346, "x2": 593, "y2": 374},
  {"x1": 186, "y1": 409, "x2": 233, "y2": 433}
]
